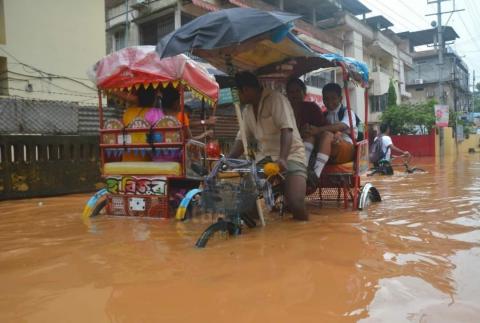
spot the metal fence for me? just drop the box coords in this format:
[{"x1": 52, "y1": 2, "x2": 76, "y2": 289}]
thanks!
[{"x1": 0, "y1": 135, "x2": 102, "y2": 200}]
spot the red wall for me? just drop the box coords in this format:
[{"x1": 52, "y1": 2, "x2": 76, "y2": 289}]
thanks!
[{"x1": 390, "y1": 132, "x2": 435, "y2": 157}]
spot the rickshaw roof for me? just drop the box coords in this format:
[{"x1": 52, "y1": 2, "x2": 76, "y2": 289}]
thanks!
[
  {"x1": 255, "y1": 50, "x2": 369, "y2": 87},
  {"x1": 159, "y1": 29, "x2": 369, "y2": 86},
  {"x1": 91, "y1": 46, "x2": 219, "y2": 104}
]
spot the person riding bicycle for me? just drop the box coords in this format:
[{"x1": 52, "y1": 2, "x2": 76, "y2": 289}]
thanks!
[
  {"x1": 227, "y1": 71, "x2": 309, "y2": 221},
  {"x1": 373, "y1": 123, "x2": 410, "y2": 166}
]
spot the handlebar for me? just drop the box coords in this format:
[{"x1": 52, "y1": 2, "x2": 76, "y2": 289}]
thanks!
[{"x1": 206, "y1": 157, "x2": 283, "y2": 184}]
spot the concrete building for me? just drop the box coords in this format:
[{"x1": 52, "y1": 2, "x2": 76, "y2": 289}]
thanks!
[
  {"x1": 0, "y1": 0, "x2": 105, "y2": 105},
  {"x1": 317, "y1": 12, "x2": 413, "y2": 124},
  {"x1": 398, "y1": 27, "x2": 470, "y2": 112}
]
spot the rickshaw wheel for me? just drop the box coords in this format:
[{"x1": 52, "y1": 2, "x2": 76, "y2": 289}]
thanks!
[
  {"x1": 183, "y1": 193, "x2": 202, "y2": 221},
  {"x1": 358, "y1": 184, "x2": 381, "y2": 210},
  {"x1": 90, "y1": 199, "x2": 107, "y2": 217},
  {"x1": 195, "y1": 218, "x2": 241, "y2": 248}
]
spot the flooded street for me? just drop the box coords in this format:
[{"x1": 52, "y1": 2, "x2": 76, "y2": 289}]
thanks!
[{"x1": 1, "y1": 155, "x2": 480, "y2": 323}]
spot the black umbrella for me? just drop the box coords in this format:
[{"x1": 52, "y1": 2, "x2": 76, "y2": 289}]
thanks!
[
  {"x1": 158, "y1": 8, "x2": 298, "y2": 56},
  {"x1": 156, "y1": 8, "x2": 316, "y2": 73}
]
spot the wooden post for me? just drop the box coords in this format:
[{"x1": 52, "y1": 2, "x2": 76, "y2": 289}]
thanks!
[
  {"x1": 232, "y1": 92, "x2": 266, "y2": 227},
  {"x1": 227, "y1": 55, "x2": 265, "y2": 226}
]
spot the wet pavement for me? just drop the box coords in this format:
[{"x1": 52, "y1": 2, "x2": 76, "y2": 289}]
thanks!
[{"x1": 1, "y1": 155, "x2": 480, "y2": 322}]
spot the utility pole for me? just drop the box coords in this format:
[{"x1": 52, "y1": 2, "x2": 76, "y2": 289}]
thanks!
[
  {"x1": 473, "y1": 70, "x2": 476, "y2": 113},
  {"x1": 436, "y1": 0, "x2": 443, "y2": 101},
  {"x1": 125, "y1": 0, "x2": 129, "y2": 47},
  {"x1": 427, "y1": 0, "x2": 464, "y2": 157}
]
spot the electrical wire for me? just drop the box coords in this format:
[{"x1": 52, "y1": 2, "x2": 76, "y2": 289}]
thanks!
[
  {"x1": 361, "y1": 0, "x2": 425, "y2": 31},
  {"x1": 0, "y1": 47, "x2": 96, "y2": 91},
  {"x1": 457, "y1": 12, "x2": 480, "y2": 52},
  {"x1": 394, "y1": 0, "x2": 428, "y2": 23},
  {"x1": 0, "y1": 70, "x2": 97, "y2": 95}
]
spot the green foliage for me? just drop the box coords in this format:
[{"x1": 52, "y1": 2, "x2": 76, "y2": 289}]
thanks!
[
  {"x1": 380, "y1": 100, "x2": 436, "y2": 135},
  {"x1": 474, "y1": 95, "x2": 480, "y2": 112},
  {"x1": 455, "y1": 112, "x2": 475, "y2": 138},
  {"x1": 387, "y1": 79, "x2": 397, "y2": 107},
  {"x1": 476, "y1": 82, "x2": 480, "y2": 93}
]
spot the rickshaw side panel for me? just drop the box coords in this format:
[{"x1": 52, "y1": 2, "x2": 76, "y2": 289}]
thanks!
[{"x1": 307, "y1": 140, "x2": 367, "y2": 209}]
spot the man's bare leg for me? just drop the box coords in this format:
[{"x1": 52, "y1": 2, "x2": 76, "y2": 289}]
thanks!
[{"x1": 284, "y1": 174, "x2": 308, "y2": 221}]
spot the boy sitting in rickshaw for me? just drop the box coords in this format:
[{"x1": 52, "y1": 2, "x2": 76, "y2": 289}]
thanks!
[{"x1": 298, "y1": 83, "x2": 357, "y2": 180}]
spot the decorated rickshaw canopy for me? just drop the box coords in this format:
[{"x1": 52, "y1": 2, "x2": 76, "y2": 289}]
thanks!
[{"x1": 90, "y1": 46, "x2": 219, "y2": 104}]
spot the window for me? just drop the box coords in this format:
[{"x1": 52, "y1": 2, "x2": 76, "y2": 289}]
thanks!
[
  {"x1": 140, "y1": 12, "x2": 196, "y2": 46},
  {"x1": 305, "y1": 71, "x2": 335, "y2": 89},
  {"x1": 140, "y1": 14, "x2": 174, "y2": 46},
  {"x1": 113, "y1": 28, "x2": 126, "y2": 51},
  {"x1": 370, "y1": 94, "x2": 388, "y2": 113}
]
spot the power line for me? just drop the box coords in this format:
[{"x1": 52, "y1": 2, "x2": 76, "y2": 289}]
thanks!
[
  {"x1": 0, "y1": 47, "x2": 96, "y2": 90},
  {"x1": 394, "y1": 0, "x2": 428, "y2": 23},
  {"x1": 0, "y1": 70, "x2": 97, "y2": 95},
  {"x1": 460, "y1": 0, "x2": 480, "y2": 50},
  {"x1": 362, "y1": 0, "x2": 426, "y2": 31},
  {"x1": 457, "y1": 12, "x2": 480, "y2": 52}
]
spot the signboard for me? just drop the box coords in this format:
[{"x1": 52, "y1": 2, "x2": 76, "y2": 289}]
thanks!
[
  {"x1": 218, "y1": 88, "x2": 233, "y2": 105},
  {"x1": 106, "y1": 176, "x2": 167, "y2": 196},
  {"x1": 456, "y1": 125, "x2": 464, "y2": 142},
  {"x1": 434, "y1": 104, "x2": 449, "y2": 127}
]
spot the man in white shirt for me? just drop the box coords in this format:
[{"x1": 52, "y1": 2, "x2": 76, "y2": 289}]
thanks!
[
  {"x1": 228, "y1": 71, "x2": 309, "y2": 221},
  {"x1": 301, "y1": 83, "x2": 357, "y2": 178},
  {"x1": 375, "y1": 123, "x2": 410, "y2": 163}
]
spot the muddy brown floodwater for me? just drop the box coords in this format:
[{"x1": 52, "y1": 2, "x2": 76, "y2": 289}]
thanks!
[{"x1": 1, "y1": 155, "x2": 480, "y2": 323}]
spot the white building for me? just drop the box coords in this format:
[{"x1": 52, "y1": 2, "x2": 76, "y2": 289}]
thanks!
[{"x1": 0, "y1": 0, "x2": 105, "y2": 105}]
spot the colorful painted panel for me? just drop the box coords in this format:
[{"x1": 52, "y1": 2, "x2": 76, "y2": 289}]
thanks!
[{"x1": 106, "y1": 176, "x2": 168, "y2": 196}]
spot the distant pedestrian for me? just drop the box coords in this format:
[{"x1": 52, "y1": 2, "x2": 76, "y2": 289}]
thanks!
[{"x1": 372, "y1": 123, "x2": 410, "y2": 166}]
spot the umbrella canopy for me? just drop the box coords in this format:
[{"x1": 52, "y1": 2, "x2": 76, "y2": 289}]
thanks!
[
  {"x1": 156, "y1": 8, "x2": 315, "y2": 72},
  {"x1": 156, "y1": 8, "x2": 368, "y2": 85},
  {"x1": 158, "y1": 8, "x2": 298, "y2": 57},
  {"x1": 90, "y1": 46, "x2": 219, "y2": 104}
]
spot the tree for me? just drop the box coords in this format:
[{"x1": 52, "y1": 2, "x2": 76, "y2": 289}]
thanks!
[
  {"x1": 387, "y1": 79, "x2": 397, "y2": 107},
  {"x1": 474, "y1": 95, "x2": 480, "y2": 112},
  {"x1": 476, "y1": 82, "x2": 480, "y2": 93},
  {"x1": 380, "y1": 100, "x2": 436, "y2": 135}
]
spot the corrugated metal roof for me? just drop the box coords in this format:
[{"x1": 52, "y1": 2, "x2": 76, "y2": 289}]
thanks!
[{"x1": 397, "y1": 27, "x2": 460, "y2": 47}]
